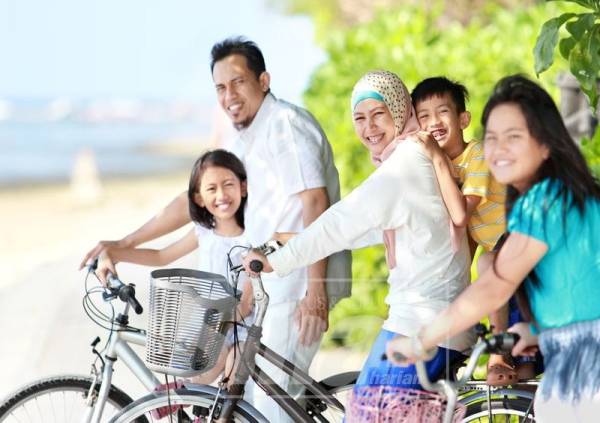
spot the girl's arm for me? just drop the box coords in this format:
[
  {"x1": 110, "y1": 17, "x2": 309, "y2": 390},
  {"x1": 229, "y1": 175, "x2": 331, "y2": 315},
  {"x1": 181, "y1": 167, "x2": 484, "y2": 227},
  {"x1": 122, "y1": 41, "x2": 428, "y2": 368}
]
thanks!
[
  {"x1": 237, "y1": 277, "x2": 254, "y2": 320},
  {"x1": 97, "y1": 229, "x2": 198, "y2": 282},
  {"x1": 386, "y1": 231, "x2": 548, "y2": 363},
  {"x1": 80, "y1": 191, "x2": 191, "y2": 269}
]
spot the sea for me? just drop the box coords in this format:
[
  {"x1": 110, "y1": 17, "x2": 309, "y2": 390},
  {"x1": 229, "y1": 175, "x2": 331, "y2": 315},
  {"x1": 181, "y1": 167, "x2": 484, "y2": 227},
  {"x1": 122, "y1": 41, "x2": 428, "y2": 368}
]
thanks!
[{"x1": 0, "y1": 120, "x2": 210, "y2": 188}]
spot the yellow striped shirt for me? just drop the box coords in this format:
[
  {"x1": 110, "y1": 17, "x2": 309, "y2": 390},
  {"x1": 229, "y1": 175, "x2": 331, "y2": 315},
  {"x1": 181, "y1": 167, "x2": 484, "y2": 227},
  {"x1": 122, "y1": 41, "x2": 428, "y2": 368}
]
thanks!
[{"x1": 452, "y1": 140, "x2": 506, "y2": 252}]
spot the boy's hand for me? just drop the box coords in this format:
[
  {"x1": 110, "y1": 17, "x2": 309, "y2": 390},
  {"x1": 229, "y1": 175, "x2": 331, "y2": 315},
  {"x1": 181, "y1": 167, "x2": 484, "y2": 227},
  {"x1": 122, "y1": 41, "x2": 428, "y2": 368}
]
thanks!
[{"x1": 412, "y1": 131, "x2": 444, "y2": 160}]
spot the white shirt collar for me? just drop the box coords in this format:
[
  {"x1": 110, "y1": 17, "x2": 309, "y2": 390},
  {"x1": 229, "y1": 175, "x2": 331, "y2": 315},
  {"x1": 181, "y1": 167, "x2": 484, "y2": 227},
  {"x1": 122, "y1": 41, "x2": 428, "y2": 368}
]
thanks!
[{"x1": 239, "y1": 93, "x2": 276, "y2": 141}]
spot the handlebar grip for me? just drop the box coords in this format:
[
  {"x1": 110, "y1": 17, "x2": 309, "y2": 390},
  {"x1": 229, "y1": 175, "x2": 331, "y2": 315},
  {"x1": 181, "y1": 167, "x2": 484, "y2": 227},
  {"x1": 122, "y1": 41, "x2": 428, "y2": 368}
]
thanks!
[
  {"x1": 249, "y1": 260, "x2": 263, "y2": 273},
  {"x1": 118, "y1": 285, "x2": 144, "y2": 315},
  {"x1": 487, "y1": 332, "x2": 521, "y2": 354},
  {"x1": 503, "y1": 332, "x2": 520, "y2": 349},
  {"x1": 107, "y1": 274, "x2": 143, "y2": 314}
]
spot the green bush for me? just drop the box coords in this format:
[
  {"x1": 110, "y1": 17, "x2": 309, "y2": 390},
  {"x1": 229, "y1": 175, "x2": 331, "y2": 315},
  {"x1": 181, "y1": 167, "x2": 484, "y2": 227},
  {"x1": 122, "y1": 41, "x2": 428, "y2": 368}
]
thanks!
[
  {"x1": 307, "y1": 3, "x2": 576, "y2": 350},
  {"x1": 582, "y1": 127, "x2": 600, "y2": 178},
  {"x1": 534, "y1": 0, "x2": 600, "y2": 110}
]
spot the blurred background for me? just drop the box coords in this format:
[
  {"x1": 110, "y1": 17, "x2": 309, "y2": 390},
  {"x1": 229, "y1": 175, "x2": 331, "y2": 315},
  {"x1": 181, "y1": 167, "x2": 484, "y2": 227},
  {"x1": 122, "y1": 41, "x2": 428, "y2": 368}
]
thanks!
[{"x1": 1, "y1": 0, "x2": 599, "y2": 400}]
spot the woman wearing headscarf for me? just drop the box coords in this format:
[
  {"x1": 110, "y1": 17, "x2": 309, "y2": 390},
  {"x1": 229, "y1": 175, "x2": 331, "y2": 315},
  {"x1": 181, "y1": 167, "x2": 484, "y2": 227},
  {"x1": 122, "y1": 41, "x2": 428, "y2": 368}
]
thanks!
[{"x1": 244, "y1": 70, "x2": 475, "y2": 390}]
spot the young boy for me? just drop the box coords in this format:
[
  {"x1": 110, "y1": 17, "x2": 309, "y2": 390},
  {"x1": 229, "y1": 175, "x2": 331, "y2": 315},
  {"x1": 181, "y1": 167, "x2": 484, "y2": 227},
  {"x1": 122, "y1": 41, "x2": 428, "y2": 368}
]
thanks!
[{"x1": 410, "y1": 77, "x2": 531, "y2": 386}]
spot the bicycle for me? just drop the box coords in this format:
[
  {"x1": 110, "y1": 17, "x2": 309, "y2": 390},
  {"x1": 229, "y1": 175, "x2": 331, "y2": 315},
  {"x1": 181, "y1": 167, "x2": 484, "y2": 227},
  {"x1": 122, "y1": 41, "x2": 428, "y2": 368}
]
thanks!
[
  {"x1": 106, "y1": 244, "x2": 358, "y2": 423},
  {"x1": 0, "y1": 264, "x2": 163, "y2": 423},
  {"x1": 453, "y1": 327, "x2": 539, "y2": 422},
  {"x1": 390, "y1": 330, "x2": 538, "y2": 422},
  {"x1": 107, "y1": 245, "x2": 539, "y2": 423}
]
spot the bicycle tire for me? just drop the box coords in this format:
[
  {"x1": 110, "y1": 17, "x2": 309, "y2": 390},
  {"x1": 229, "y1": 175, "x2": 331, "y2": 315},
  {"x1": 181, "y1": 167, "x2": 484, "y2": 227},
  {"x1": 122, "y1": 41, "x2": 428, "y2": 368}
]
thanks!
[
  {"x1": 109, "y1": 388, "x2": 263, "y2": 423},
  {"x1": 462, "y1": 397, "x2": 535, "y2": 422},
  {"x1": 0, "y1": 375, "x2": 134, "y2": 423}
]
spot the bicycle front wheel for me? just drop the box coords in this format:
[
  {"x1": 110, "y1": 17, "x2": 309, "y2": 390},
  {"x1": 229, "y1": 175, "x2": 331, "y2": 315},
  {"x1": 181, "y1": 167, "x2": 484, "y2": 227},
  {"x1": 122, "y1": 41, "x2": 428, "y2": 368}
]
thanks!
[
  {"x1": 0, "y1": 375, "x2": 133, "y2": 423},
  {"x1": 462, "y1": 397, "x2": 535, "y2": 422},
  {"x1": 109, "y1": 388, "x2": 262, "y2": 423}
]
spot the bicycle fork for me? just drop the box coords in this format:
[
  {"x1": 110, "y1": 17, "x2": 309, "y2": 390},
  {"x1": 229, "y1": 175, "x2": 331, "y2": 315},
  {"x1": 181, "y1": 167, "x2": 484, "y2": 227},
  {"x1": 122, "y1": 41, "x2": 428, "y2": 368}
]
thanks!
[{"x1": 79, "y1": 336, "x2": 113, "y2": 423}]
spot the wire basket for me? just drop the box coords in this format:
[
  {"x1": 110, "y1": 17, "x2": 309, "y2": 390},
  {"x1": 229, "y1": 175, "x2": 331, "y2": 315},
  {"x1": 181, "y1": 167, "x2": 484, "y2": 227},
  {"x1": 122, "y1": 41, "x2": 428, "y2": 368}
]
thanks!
[
  {"x1": 346, "y1": 386, "x2": 466, "y2": 423},
  {"x1": 146, "y1": 268, "x2": 239, "y2": 377}
]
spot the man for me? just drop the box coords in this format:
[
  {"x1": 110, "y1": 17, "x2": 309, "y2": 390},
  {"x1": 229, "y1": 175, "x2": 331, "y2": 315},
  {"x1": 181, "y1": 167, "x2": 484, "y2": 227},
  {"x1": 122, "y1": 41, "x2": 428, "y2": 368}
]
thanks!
[{"x1": 81, "y1": 36, "x2": 351, "y2": 422}]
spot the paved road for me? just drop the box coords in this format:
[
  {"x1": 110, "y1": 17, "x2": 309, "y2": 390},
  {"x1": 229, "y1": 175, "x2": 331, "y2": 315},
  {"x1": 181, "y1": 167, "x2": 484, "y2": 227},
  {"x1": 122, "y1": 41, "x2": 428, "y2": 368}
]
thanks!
[{"x1": 0, "y1": 250, "x2": 364, "y2": 401}]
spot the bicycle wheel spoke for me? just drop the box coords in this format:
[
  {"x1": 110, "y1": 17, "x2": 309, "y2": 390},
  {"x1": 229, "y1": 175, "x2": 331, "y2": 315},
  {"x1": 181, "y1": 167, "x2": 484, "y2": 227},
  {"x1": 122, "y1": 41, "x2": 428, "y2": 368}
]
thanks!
[{"x1": 0, "y1": 377, "x2": 132, "y2": 423}]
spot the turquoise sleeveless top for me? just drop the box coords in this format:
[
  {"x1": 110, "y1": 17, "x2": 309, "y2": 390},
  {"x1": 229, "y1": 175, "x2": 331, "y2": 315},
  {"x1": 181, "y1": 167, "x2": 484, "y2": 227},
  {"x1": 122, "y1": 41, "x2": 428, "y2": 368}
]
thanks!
[{"x1": 507, "y1": 178, "x2": 600, "y2": 332}]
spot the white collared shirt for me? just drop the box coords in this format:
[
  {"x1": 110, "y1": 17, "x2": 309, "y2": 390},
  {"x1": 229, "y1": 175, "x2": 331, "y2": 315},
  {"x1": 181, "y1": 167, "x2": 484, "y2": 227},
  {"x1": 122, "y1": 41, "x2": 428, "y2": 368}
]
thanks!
[
  {"x1": 226, "y1": 93, "x2": 352, "y2": 305},
  {"x1": 269, "y1": 140, "x2": 475, "y2": 351}
]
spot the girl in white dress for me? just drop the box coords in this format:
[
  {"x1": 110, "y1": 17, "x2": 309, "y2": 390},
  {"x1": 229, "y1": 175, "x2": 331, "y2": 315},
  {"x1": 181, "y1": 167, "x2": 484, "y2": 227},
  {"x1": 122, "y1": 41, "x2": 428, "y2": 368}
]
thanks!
[{"x1": 98, "y1": 149, "x2": 253, "y2": 384}]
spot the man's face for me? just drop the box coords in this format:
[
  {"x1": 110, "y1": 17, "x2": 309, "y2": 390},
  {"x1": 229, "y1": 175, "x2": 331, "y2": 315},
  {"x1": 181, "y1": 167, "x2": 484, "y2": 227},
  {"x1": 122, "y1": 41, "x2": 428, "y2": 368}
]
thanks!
[{"x1": 213, "y1": 54, "x2": 269, "y2": 130}]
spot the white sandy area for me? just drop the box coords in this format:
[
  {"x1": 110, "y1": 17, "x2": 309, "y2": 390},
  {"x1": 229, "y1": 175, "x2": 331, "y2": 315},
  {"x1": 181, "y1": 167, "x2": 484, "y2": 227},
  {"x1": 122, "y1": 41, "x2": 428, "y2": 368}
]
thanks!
[
  {"x1": 0, "y1": 172, "x2": 191, "y2": 289},
  {"x1": 0, "y1": 172, "x2": 364, "y2": 403}
]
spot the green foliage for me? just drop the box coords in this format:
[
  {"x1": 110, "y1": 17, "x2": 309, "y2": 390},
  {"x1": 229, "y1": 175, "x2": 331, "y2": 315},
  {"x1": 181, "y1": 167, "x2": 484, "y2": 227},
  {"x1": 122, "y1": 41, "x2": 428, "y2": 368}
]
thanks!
[
  {"x1": 581, "y1": 126, "x2": 600, "y2": 178},
  {"x1": 534, "y1": 0, "x2": 600, "y2": 109},
  {"x1": 306, "y1": 3, "x2": 572, "y2": 350}
]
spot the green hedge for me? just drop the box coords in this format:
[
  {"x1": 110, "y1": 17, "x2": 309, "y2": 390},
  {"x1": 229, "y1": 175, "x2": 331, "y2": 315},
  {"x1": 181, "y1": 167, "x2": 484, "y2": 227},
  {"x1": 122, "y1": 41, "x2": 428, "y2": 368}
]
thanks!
[
  {"x1": 306, "y1": 3, "x2": 577, "y2": 349},
  {"x1": 582, "y1": 127, "x2": 600, "y2": 179}
]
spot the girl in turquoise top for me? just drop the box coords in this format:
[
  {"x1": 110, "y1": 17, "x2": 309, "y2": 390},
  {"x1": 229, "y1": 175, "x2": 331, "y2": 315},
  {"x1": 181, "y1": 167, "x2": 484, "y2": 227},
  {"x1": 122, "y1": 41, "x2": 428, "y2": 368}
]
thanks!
[{"x1": 386, "y1": 75, "x2": 600, "y2": 422}]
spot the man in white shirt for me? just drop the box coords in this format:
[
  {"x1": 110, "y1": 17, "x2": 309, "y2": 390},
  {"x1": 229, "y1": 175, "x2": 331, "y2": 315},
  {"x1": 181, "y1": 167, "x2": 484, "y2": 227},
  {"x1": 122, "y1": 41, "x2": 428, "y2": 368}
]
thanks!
[{"x1": 81, "y1": 36, "x2": 351, "y2": 422}]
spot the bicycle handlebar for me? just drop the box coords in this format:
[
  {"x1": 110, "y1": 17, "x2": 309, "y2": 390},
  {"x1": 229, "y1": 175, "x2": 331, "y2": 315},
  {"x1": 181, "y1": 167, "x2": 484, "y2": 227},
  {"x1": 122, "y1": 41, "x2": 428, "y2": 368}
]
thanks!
[
  {"x1": 108, "y1": 274, "x2": 144, "y2": 315},
  {"x1": 382, "y1": 332, "x2": 520, "y2": 392},
  {"x1": 249, "y1": 260, "x2": 264, "y2": 272},
  {"x1": 229, "y1": 240, "x2": 281, "y2": 275},
  {"x1": 87, "y1": 259, "x2": 144, "y2": 315}
]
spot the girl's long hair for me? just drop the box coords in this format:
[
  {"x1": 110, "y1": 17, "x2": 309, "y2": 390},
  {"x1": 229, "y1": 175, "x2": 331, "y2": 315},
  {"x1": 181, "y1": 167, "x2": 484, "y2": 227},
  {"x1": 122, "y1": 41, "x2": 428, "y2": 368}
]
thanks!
[
  {"x1": 188, "y1": 149, "x2": 247, "y2": 230},
  {"x1": 482, "y1": 75, "x2": 600, "y2": 321}
]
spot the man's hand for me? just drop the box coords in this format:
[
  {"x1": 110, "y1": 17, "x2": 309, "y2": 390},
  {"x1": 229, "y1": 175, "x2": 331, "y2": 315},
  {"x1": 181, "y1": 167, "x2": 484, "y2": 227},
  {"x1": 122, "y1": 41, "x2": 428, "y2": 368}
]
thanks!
[
  {"x1": 79, "y1": 239, "x2": 130, "y2": 270},
  {"x1": 242, "y1": 249, "x2": 272, "y2": 277},
  {"x1": 295, "y1": 290, "x2": 329, "y2": 346},
  {"x1": 412, "y1": 130, "x2": 444, "y2": 160}
]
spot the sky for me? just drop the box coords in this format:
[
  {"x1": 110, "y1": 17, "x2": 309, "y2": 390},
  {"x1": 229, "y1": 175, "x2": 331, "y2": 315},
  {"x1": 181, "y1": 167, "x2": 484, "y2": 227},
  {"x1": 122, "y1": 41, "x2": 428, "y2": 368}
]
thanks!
[{"x1": 0, "y1": 0, "x2": 325, "y2": 105}]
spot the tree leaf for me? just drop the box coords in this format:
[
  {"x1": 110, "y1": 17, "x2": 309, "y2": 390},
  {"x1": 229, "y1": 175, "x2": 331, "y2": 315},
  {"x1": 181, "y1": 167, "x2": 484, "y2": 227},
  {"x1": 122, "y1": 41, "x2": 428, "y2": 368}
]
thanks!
[
  {"x1": 534, "y1": 13, "x2": 577, "y2": 75},
  {"x1": 559, "y1": 36, "x2": 577, "y2": 59},
  {"x1": 569, "y1": 29, "x2": 598, "y2": 104},
  {"x1": 565, "y1": 13, "x2": 596, "y2": 40},
  {"x1": 581, "y1": 85, "x2": 599, "y2": 110},
  {"x1": 590, "y1": 24, "x2": 600, "y2": 70},
  {"x1": 548, "y1": 0, "x2": 598, "y2": 11}
]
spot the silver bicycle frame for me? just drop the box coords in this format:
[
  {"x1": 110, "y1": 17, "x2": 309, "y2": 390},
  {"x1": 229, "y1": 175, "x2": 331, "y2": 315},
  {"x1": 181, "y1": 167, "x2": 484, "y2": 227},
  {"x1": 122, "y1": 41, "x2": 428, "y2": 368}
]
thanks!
[{"x1": 83, "y1": 317, "x2": 161, "y2": 423}]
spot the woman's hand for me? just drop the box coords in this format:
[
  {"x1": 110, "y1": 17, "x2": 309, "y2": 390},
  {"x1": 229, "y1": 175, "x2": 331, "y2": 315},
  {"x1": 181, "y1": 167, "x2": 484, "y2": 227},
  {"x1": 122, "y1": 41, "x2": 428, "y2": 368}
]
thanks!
[
  {"x1": 385, "y1": 334, "x2": 438, "y2": 366},
  {"x1": 96, "y1": 250, "x2": 117, "y2": 286},
  {"x1": 508, "y1": 322, "x2": 539, "y2": 357},
  {"x1": 385, "y1": 335, "x2": 416, "y2": 366},
  {"x1": 242, "y1": 249, "x2": 273, "y2": 277}
]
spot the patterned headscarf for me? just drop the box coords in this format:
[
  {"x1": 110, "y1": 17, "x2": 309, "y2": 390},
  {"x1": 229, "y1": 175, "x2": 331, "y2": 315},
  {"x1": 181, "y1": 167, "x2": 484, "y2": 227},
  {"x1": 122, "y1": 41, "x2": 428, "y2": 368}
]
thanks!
[{"x1": 351, "y1": 70, "x2": 420, "y2": 165}]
